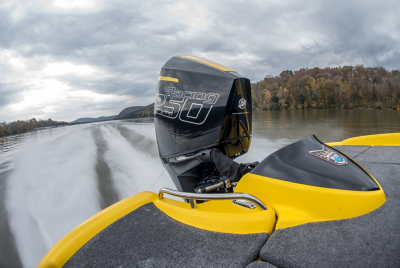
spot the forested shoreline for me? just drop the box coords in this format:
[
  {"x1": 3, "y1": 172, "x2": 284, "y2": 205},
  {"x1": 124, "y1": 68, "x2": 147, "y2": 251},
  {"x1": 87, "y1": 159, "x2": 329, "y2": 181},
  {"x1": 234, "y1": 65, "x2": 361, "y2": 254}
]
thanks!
[
  {"x1": 114, "y1": 103, "x2": 154, "y2": 120},
  {"x1": 251, "y1": 65, "x2": 400, "y2": 110},
  {"x1": 0, "y1": 119, "x2": 68, "y2": 138}
]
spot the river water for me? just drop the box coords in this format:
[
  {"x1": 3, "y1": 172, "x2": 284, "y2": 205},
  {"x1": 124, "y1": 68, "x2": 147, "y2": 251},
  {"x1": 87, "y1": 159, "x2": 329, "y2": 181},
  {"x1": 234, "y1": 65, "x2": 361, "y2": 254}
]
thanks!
[{"x1": 0, "y1": 110, "x2": 399, "y2": 267}]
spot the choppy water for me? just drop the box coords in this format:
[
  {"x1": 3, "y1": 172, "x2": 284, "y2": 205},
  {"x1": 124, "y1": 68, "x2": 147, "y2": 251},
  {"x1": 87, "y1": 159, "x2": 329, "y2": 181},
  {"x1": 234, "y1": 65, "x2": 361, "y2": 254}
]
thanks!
[{"x1": 0, "y1": 110, "x2": 399, "y2": 267}]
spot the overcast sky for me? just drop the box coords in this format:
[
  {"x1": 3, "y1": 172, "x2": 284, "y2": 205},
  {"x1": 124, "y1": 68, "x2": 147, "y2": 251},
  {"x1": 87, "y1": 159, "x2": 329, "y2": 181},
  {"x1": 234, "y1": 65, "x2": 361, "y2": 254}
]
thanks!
[{"x1": 0, "y1": 0, "x2": 399, "y2": 122}]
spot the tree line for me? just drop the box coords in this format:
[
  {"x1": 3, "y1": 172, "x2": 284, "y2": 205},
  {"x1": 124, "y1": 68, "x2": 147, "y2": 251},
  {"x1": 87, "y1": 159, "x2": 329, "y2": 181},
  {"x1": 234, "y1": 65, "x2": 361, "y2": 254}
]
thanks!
[
  {"x1": 114, "y1": 103, "x2": 154, "y2": 120},
  {"x1": 251, "y1": 65, "x2": 400, "y2": 110},
  {"x1": 0, "y1": 118, "x2": 68, "y2": 137}
]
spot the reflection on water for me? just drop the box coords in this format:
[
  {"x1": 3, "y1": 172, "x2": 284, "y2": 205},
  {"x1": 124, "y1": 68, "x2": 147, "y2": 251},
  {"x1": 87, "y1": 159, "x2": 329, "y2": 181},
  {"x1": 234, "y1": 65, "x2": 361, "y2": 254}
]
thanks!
[
  {"x1": 0, "y1": 110, "x2": 399, "y2": 267},
  {"x1": 252, "y1": 109, "x2": 400, "y2": 142}
]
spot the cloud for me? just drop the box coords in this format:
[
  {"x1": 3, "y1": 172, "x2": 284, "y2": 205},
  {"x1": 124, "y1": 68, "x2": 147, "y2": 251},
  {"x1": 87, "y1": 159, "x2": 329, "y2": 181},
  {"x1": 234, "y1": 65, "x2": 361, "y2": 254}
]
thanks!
[
  {"x1": 0, "y1": 83, "x2": 23, "y2": 109},
  {"x1": 52, "y1": 0, "x2": 101, "y2": 10},
  {"x1": 0, "y1": 77, "x2": 134, "y2": 121},
  {"x1": 0, "y1": 0, "x2": 399, "y2": 121}
]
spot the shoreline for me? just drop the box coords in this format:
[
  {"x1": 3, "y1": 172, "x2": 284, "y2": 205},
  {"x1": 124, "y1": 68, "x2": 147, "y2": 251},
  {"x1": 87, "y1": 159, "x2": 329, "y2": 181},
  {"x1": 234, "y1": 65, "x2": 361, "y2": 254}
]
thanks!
[{"x1": 0, "y1": 117, "x2": 155, "y2": 139}]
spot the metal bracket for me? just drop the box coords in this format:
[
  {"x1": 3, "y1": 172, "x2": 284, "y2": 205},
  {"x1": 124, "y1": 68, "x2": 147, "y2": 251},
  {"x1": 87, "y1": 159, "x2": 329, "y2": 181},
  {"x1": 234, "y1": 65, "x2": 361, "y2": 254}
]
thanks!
[
  {"x1": 158, "y1": 188, "x2": 267, "y2": 210},
  {"x1": 232, "y1": 200, "x2": 256, "y2": 209}
]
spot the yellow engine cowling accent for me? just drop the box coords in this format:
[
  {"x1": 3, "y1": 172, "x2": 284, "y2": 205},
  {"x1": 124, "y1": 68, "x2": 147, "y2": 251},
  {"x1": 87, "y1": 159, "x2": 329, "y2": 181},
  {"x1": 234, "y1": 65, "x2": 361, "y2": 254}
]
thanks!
[
  {"x1": 235, "y1": 173, "x2": 386, "y2": 230},
  {"x1": 153, "y1": 197, "x2": 276, "y2": 235},
  {"x1": 177, "y1": 55, "x2": 237, "y2": 73}
]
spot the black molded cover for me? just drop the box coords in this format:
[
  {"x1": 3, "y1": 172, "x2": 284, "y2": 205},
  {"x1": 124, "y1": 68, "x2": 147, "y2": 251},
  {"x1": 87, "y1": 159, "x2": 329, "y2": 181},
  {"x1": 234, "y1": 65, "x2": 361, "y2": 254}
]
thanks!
[
  {"x1": 155, "y1": 56, "x2": 251, "y2": 160},
  {"x1": 251, "y1": 136, "x2": 379, "y2": 191},
  {"x1": 154, "y1": 56, "x2": 252, "y2": 191}
]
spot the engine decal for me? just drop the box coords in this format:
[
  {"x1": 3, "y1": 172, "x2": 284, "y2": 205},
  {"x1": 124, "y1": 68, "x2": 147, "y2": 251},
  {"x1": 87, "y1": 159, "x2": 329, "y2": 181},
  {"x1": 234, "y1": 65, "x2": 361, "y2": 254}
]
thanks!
[
  {"x1": 155, "y1": 87, "x2": 219, "y2": 125},
  {"x1": 238, "y1": 98, "x2": 246, "y2": 109},
  {"x1": 309, "y1": 145, "x2": 348, "y2": 166}
]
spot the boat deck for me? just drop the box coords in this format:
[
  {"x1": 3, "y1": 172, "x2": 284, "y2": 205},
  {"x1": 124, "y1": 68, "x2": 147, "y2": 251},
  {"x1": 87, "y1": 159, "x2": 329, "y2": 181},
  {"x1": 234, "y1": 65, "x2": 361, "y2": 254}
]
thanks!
[
  {"x1": 255, "y1": 145, "x2": 400, "y2": 267},
  {"x1": 65, "y1": 202, "x2": 268, "y2": 267},
  {"x1": 65, "y1": 146, "x2": 400, "y2": 267}
]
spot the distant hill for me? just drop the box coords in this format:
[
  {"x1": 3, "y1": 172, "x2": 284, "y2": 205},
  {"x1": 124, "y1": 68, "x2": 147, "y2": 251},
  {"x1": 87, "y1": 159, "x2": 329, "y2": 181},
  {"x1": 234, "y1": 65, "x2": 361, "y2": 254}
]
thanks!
[
  {"x1": 114, "y1": 103, "x2": 154, "y2": 120},
  {"x1": 71, "y1": 115, "x2": 116, "y2": 123},
  {"x1": 114, "y1": 106, "x2": 146, "y2": 120}
]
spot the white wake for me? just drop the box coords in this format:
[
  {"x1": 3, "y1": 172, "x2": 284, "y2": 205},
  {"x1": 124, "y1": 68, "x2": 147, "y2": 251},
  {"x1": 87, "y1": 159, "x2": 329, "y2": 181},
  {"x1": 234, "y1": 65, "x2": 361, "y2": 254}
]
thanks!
[{"x1": 6, "y1": 129, "x2": 101, "y2": 267}]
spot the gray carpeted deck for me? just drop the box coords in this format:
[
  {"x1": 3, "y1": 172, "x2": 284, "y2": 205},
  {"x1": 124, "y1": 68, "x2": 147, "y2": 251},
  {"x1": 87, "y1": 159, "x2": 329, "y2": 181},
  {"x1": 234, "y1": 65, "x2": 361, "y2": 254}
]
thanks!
[
  {"x1": 65, "y1": 203, "x2": 269, "y2": 268},
  {"x1": 259, "y1": 146, "x2": 400, "y2": 267}
]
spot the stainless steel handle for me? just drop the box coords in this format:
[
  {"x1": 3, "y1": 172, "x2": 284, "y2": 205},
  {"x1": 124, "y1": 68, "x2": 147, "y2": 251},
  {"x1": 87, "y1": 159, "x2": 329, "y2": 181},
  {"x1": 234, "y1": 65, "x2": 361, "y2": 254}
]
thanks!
[{"x1": 158, "y1": 187, "x2": 267, "y2": 210}]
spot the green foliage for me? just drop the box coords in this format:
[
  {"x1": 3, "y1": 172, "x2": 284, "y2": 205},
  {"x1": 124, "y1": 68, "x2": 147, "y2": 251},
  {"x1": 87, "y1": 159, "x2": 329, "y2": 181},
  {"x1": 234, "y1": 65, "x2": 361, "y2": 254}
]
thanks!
[
  {"x1": 251, "y1": 65, "x2": 400, "y2": 111},
  {"x1": 271, "y1": 95, "x2": 279, "y2": 103}
]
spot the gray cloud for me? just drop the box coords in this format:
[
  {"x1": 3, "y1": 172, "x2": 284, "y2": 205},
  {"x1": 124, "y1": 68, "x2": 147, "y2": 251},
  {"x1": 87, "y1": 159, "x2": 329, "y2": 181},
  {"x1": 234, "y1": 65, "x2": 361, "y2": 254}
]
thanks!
[
  {"x1": 0, "y1": 0, "x2": 399, "y2": 121},
  {"x1": 0, "y1": 83, "x2": 23, "y2": 108}
]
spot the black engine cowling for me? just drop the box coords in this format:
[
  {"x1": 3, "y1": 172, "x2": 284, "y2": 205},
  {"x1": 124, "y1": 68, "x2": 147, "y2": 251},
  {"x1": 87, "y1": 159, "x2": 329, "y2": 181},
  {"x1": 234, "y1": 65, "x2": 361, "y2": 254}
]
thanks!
[{"x1": 154, "y1": 55, "x2": 252, "y2": 192}]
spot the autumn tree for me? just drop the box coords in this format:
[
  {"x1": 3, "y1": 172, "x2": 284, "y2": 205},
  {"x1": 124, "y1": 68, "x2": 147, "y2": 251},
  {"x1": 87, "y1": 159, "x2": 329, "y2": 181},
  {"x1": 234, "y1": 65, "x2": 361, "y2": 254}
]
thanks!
[
  {"x1": 0, "y1": 119, "x2": 68, "y2": 137},
  {"x1": 251, "y1": 65, "x2": 400, "y2": 110}
]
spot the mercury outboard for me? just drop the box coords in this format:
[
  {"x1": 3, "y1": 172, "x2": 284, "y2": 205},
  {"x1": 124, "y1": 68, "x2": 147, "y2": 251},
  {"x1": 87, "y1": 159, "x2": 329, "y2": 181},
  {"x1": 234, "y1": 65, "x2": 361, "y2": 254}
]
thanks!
[{"x1": 154, "y1": 55, "x2": 254, "y2": 193}]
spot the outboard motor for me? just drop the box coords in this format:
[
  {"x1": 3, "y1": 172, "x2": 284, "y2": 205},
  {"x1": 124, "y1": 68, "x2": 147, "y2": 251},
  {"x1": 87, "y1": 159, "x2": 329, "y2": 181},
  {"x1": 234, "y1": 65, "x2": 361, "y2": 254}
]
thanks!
[{"x1": 154, "y1": 55, "x2": 254, "y2": 193}]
